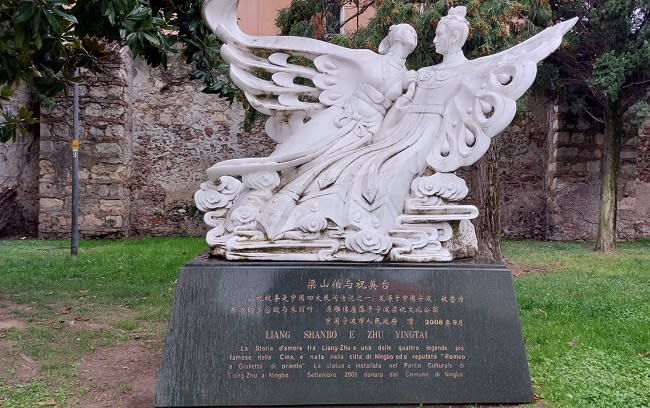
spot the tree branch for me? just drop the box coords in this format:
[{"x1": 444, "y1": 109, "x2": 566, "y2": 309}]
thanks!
[
  {"x1": 583, "y1": 106, "x2": 605, "y2": 124},
  {"x1": 622, "y1": 79, "x2": 650, "y2": 89},
  {"x1": 336, "y1": 0, "x2": 376, "y2": 32}
]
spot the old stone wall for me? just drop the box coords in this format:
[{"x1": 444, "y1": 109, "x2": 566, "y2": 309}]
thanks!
[
  {"x1": 545, "y1": 107, "x2": 603, "y2": 240},
  {"x1": 498, "y1": 98, "x2": 550, "y2": 239},
  {"x1": 634, "y1": 120, "x2": 650, "y2": 238},
  {"x1": 545, "y1": 108, "x2": 648, "y2": 241},
  {"x1": 35, "y1": 49, "x2": 275, "y2": 239},
  {"x1": 0, "y1": 86, "x2": 39, "y2": 237},
  {"x1": 128, "y1": 58, "x2": 274, "y2": 236},
  {"x1": 38, "y1": 46, "x2": 134, "y2": 239}
]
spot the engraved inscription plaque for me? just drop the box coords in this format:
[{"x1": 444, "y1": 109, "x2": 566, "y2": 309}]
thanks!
[{"x1": 154, "y1": 258, "x2": 533, "y2": 407}]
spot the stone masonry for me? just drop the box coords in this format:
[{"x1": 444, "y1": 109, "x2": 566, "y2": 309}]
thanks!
[
  {"x1": 39, "y1": 46, "x2": 134, "y2": 238},
  {"x1": 634, "y1": 120, "x2": 650, "y2": 237},
  {"x1": 33, "y1": 48, "x2": 274, "y2": 239},
  {"x1": 128, "y1": 58, "x2": 274, "y2": 236},
  {"x1": 545, "y1": 106, "x2": 647, "y2": 241},
  {"x1": 0, "y1": 86, "x2": 39, "y2": 237},
  {"x1": 498, "y1": 98, "x2": 549, "y2": 239}
]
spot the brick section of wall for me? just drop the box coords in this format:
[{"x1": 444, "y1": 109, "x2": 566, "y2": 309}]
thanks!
[
  {"x1": 638, "y1": 120, "x2": 650, "y2": 183},
  {"x1": 634, "y1": 120, "x2": 650, "y2": 238},
  {"x1": 618, "y1": 123, "x2": 642, "y2": 240},
  {"x1": 546, "y1": 108, "x2": 642, "y2": 241},
  {"x1": 128, "y1": 58, "x2": 275, "y2": 236},
  {"x1": 546, "y1": 109, "x2": 603, "y2": 240},
  {"x1": 0, "y1": 86, "x2": 39, "y2": 237},
  {"x1": 498, "y1": 99, "x2": 549, "y2": 239},
  {"x1": 38, "y1": 46, "x2": 134, "y2": 238}
]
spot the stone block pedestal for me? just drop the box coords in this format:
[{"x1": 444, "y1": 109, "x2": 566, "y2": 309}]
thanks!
[{"x1": 154, "y1": 257, "x2": 533, "y2": 407}]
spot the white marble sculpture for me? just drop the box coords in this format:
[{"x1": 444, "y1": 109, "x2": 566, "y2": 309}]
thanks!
[{"x1": 195, "y1": 0, "x2": 577, "y2": 262}]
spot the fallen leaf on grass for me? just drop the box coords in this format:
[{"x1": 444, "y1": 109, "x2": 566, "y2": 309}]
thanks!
[
  {"x1": 59, "y1": 307, "x2": 72, "y2": 314},
  {"x1": 0, "y1": 331, "x2": 6, "y2": 338},
  {"x1": 537, "y1": 308, "x2": 547, "y2": 316},
  {"x1": 638, "y1": 352, "x2": 649, "y2": 357},
  {"x1": 568, "y1": 341, "x2": 577, "y2": 348},
  {"x1": 533, "y1": 393, "x2": 542, "y2": 402},
  {"x1": 36, "y1": 400, "x2": 57, "y2": 406}
]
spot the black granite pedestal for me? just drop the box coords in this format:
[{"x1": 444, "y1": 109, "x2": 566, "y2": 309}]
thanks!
[{"x1": 154, "y1": 256, "x2": 533, "y2": 407}]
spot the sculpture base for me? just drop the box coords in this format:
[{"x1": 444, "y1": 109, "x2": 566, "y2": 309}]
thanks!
[
  {"x1": 207, "y1": 218, "x2": 479, "y2": 262},
  {"x1": 154, "y1": 256, "x2": 533, "y2": 407}
]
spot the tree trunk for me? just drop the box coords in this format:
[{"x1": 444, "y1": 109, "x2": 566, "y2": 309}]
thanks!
[
  {"x1": 470, "y1": 139, "x2": 503, "y2": 262},
  {"x1": 0, "y1": 188, "x2": 17, "y2": 235},
  {"x1": 595, "y1": 100, "x2": 622, "y2": 252}
]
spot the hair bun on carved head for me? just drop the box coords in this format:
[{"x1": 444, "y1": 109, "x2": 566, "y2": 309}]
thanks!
[
  {"x1": 443, "y1": 6, "x2": 469, "y2": 26},
  {"x1": 448, "y1": 6, "x2": 467, "y2": 18}
]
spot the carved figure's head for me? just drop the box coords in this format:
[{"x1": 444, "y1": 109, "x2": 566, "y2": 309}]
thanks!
[
  {"x1": 434, "y1": 6, "x2": 469, "y2": 55},
  {"x1": 378, "y1": 23, "x2": 418, "y2": 58}
]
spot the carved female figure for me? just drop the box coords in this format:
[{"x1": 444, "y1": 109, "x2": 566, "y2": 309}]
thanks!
[
  {"x1": 284, "y1": 8, "x2": 475, "y2": 239},
  {"x1": 203, "y1": 23, "x2": 418, "y2": 182}
]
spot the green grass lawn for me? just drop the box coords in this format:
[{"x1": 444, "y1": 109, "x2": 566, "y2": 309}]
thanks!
[
  {"x1": 505, "y1": 240, "x2": 650, "y2": 407},
  {"x1": 0, "y1": 237, "x2": 206, "y2": 407},
  {"x1": 0, "y1": 238, "x2": 648, "y2": 407}
]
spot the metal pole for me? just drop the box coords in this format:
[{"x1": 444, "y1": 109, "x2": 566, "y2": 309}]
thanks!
[{"x1": 71, "y1": 69, "x2": 80, "y2": 256}]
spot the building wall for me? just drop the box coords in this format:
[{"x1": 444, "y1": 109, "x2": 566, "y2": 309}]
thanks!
[
  {"x1": 236, "y1": 0, "x2": 375, "y2": 35},
  {"x1": 634, "y1": 120, "x2": 650, "y2": 238},
  {"x1": 237, "y1": 0, "x2": 291, "y2": 35},
  {"x1": 340, "y1": 2, "x2": 375, "y2": 33}
]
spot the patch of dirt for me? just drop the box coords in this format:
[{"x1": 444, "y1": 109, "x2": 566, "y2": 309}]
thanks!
[
  {"x1": 0, "y1": 302, "x2": 40, "y2": 385},
  {"x1": 506, "y1": 261, "x2": 553, "y2": 277},
  {"x1": 0, "y1": 302, "x2": 29, "y2": 329},
  {"x1": 0, "y1": 340, "x2": 41, "y2": 386},
  {"x1": 0, "y1": 319, "x2": 27, "y2": 329},
  {"x1": 1, "y1": 300, "x2": 165, "y2": 407},
  {"x1": 72, "y1": 344, "x2": 162, "y2": 408}
]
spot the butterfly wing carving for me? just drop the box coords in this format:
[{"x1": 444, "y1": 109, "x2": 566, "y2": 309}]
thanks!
[
  {"x1": 426, "y1": 18, "x2": 578, "y2": 173},
  {"x1": 203, "y1": 0, "x2": 379, "y2": 135}
]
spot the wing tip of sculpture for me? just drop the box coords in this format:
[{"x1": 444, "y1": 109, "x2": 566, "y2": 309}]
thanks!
[
  {"x1": 202, "y1": 0, "x2": 239, "y2": 36},
  {"x1": 559, "y1": 16, "x2": 579, "y2": 33}
]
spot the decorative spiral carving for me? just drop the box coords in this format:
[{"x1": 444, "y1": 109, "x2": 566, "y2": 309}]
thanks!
[
  {"x1": 411, "y1": 173, "x2": 468, "y2": 202},
  {"x1": 194, "y1": 176, "x2": 243, "y2": 212},
  {"x1": 230, "y1": 205, "x2": 258, "y2": 226},
  {"x1": 220, "y1": 176, "x2": 243, "y2": 194},
  {"x1": 243, "y1": 171, "x2": 280, "y2": 191},
  {"x1": 345, "y1": 229, "x2": 392, "y2": 255},
  {"x1": 299, "y1": 213, "x2": 328, "y2": 233},
  {"x1": 194, "y1": 187, "x2": 227, "y2": 213}
]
